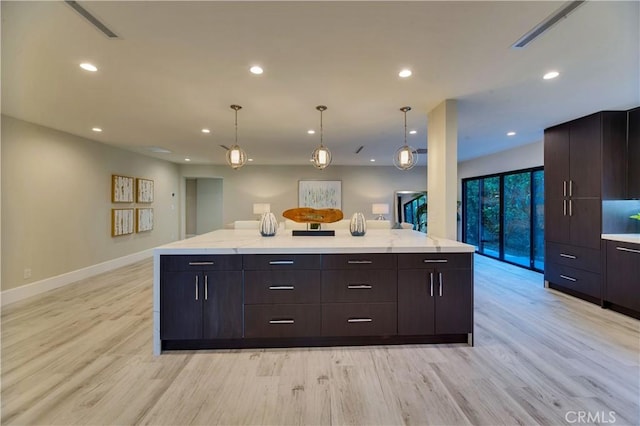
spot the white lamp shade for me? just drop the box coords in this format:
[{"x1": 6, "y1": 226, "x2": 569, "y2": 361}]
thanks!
[
  {"x1": 253, "y1": 203, "x2": 271, "y2": 215},
  {"x1": 372, "y1": 203, "x2": 390, "y2": 215}
]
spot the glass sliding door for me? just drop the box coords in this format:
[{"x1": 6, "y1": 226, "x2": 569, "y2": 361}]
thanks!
[{"x1": 462, "y1": 167, "x2": 544, "y2": 272}]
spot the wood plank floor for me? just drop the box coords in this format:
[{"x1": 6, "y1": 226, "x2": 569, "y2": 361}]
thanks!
[{"x1": 1, "y1": 255, "x2": 638, "y2": 425}]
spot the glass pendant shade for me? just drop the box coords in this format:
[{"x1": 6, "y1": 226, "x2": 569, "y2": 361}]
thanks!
[
  {"x1": 394, "y1": 106, "x2": 418, "y2": 171},
  {"x1": 311, "y1": 105, "x2": 331, "y2": 169},
  {"x1": 226, "y1": 104, "x2": 247, "y2": 170}
]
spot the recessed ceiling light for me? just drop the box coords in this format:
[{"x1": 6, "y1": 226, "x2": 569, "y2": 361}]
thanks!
[
  {"x1": 92, "y1": 127, "x2": 102, "y2": 132},
  {"x1": 250, "y1": 65, "x2": 263, "y2": 75},
  {"x1": 399, "y1": 69, "x2": 412, "y2": 78},
  {"x1": 409, "y1": 130, "x2": 417, "y2": 135},
  {"x1": 370, "y1": 159, "x2": 376, "y2": 162},
  {"x1": 185, "y1": 158, "x2": 191, "y2": 162},
  {"x1": 80, "y1": 63, "x2": 98, "y2": 72},
  {"x1": 201, "y1": 128, "x2": 210, "y2": 134},
  {"x1": 507, "y1": 131, "x2": 516, "y2": 136},
  {"x1": 307, "y1": 130, "x2": 315, "y2": 135},
  {"x1": 543, "y1": 71, "x2": 559, "y2": 80},
  {"x1": 248, "y1": 158, "x2": 254, "y2": 162}
]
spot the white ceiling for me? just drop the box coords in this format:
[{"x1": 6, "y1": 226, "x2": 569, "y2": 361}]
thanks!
[{"x1": 2, "y1": 1, "x2": 638, "y2": 166}]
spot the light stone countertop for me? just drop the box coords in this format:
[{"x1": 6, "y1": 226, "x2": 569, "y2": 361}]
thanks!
[
  {"x1": 154, "y1": 229, "x2": 475, "y2": 254},
  {"x1": 601, "y1": 234, "x2": 640, "y2": 245}
]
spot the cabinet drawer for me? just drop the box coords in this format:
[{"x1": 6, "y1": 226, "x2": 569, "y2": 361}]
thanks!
[
  {"x1": 161, "y1": 255, "x2": 242, "y2": 271},
  {"x1": 546, "y1": 242, "x2": 601, "y2": 273},
  {"x1": 397, "y1": 253, "x2": 472, "y2": 270},
  {"x1": 245, "y1": 270, "x2": 321, "y2": 304},
  {"x1": 244, "y1": 304, "x2": 321, "y2": 338},
  {"x1": 322, "y1": 303, "x2": 397, "y2": 337},
  {"x1": 321, "y1": 270, "x2": 397, "y2": 303},
  {"x1": 243, "y1": 254, "x2": 321, "y2": 270},
  {"x1": 322, "y1": 254, "x2": 396, "y2": 270},
  {"x1": 545, "y1": 262, "x2": 601, "y2": 298}
]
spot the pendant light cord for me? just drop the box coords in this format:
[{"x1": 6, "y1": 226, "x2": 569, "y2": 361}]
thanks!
[
  {"x1": 403, "y1": 109, "x2": 407, "y2": 147},
  {"x1": 319, "y1": 108, "x2": 324, "y2": 147},
  {"x1": 234, "y1": 108, "x2": 238, "y2": 145}
]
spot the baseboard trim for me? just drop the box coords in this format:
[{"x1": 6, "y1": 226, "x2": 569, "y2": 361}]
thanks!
[{"x1": 1, "y1": 249, "x2": 153, "y2": 306}]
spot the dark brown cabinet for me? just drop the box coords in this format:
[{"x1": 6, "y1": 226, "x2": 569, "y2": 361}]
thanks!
[
  {"x1": 397, "y1": 253, "x2": 473, "y2": 336},
  {"x1": 160, "y1": 256, "x2": 242, "y2": 340},
  {"x1": 628, "y1": 107, "x2": 640, "y2": 199},
  {"x1": 605, "y1": 240, "x2": 640, "y2": 316},
  {"x1": 544, "y1": 111, "x2": 627, "y2": 302}
]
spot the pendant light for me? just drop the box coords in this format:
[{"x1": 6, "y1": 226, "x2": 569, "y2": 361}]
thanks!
[
  {"x1": 393, "y1": 106, "x2": 417, "y2": 171},
  {"x1": 226, "y1": 104, "x2": 248, "y2": 169},
  {"x1": 311, "y1": 105, "x2": 331, "y2": 169}
]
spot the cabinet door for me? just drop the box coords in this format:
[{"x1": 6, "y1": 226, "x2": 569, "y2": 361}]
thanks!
[
  {"x1": 569, "y1": 198, "x2": 601, "y2": 249},
  {"x1": 398, "y1": 269, "x2": 435, "y2": 335},
  {"x1": 606, "y1": 242, "x2": 640, "y2": 312},
  {"x1": 569, "y1": 114, "x2": 602, "y2": 198},
  {"x1": 160, "y1": 271, "x2": 203, "y2": 340},
  {"x1": 628, "y1": 108, "x2": 640, "y2": 199},
  {"x1": 544, "y1": 125, "x2": 570, "y2": 200},
  {"x1": 434, "y1": 269, "x2": 473, "y2": 334},
  {"x1": 203, "y1": 271, "x2": 243, "y2": 339},
  {"x1": 545, "y1": 197, "x2": 571, "y2": 245}
]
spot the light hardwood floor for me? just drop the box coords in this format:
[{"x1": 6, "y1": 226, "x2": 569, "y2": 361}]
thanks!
[{"x1": 1, "y1": 256, "x2": 638, "y2": 425}]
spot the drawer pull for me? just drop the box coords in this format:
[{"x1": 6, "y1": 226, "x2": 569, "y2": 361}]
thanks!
[
  {"x1": 560, "y1": 274, "x2": 577, "y2": 282},
  {"x1": 204, "y1": 275, "x2": 208, "y2": 300},
  {"x1": 439, "y1": 272, "x2": 443, "y2": 297},
  {"x1": 559, "y1": 253, "x2": 576, "y2": 259},
  {"x1": 616, "y1": 246, "x2": 640, "y2": 254},
  {"x1": 347, "y1": 260, "x2": 373, "y2": 264},
  {"x1": 189, "y1": 261, "x2": 214, "y2": 266},
  {"x1": 347, "y1": 318, "x2": 373, "y2": 323},
  {"x1": 195, "y1": 275, "x2": 199, "y2": 300},
  {"x1": 423, "y1": 259, "x2": 448, "y2": 263},
  {"x1": 269, "y1": 285, "x2": 294, "y2": 290},
  {"x1": 269, "y1": 319, "x2": 295, "y2": 324},
  {"x1": 429, "y1": 272, "x2": 434, "y2": 297},
  {"x1": 269, "y1": 260, "x2": 294, "y2": 265},
  {"x1": 348, "y1": 284, "x2": 372, "y2": 289}
]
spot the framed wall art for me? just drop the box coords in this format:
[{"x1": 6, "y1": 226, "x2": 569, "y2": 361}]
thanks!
[
  {"x1": 136, "y1": 178, "x2": 154, "y2": 203},
  {"x1": 112, "y1": 175, "x2": 134, "y2": 203},
  {"x1": 136, "y1": 208, "x2": 154, "y2": 233},
  {"x1": 298, "y1": 180, "x2": 342, "y2": 209},
  {"x1": 111, "y1": 208, "x2": 134, "y2": 237}
]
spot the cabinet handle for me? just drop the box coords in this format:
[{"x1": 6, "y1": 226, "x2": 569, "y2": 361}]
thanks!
[
  {"x1": 560, "y1": 253, "x2": 577, "y2": 259},
  {"x1": 423, "y1": 259, "x2": 448, "y2": 263},
  {"x1": 347, "y1": 260, "x2": 372, "y2": 264},
  {"x1": 269, "y1": 319, "x2": 294, "y2": 324},
  {"x1": 195, "y1": 275, "x2": 199, "y2": 300},
  {"x1": 348, "y1": 284, "x2": 372, "y2": 289},
  {"x1": 563, "y1": 180, "x2": 567, "y2": 197},
  {"x1": 560, "y1": 274, "x2": 577, "y2": 282},
  {"x1": 204, "y1": 275, "x2": 208, "y2": 300},
  {"x1": 569, "y1": 180, "x2": 573, "y2": 197},
  {"x1": 569, "y1": 200, "x2": 573, "y2": 217},
  {"x1": 563, "y1": 200, "x2": 567, "y2": 216},
  {"x1": 269, "y1": 260, "x2": 294, "y2": 265},
  {"x1": 189, "y1": 261, "x2": 214, "y2": 266},
  {"x1": 439, "y1": 272, "x2": 443, "y2": 297},
  {"x1": 269, "y1": 285, "x2": 294, "y2": 290},
  {"x1": 616, "y1": 246, "x2": 640, "y2": 254},
  {"x1": 347, "y1": 318, "x2": 373, "y2": 323},
  {"x1": 429, "y1": 272, "x2": 434, "y2": 297}
]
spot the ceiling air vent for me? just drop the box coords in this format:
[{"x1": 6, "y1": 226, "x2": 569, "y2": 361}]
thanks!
[
  {"x1": 512, "y1": 0, "x2": 585, "y2": 49},
  {"x1": 65, "y1": 1, "x2": 119, "y2": 39}
]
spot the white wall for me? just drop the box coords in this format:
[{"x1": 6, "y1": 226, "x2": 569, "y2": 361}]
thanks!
[
  {"x1": 196, "y1": 178, "x2": 223, "y2": 234},
  {"x1": 1, "y1": 115, "x2": 182, "y2": 291},
  {"x1": 180, "y1": 164, "x2": 427, "y2": 227}
]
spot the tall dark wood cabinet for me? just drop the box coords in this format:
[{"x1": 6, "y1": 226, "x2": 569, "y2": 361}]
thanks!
[
  {"x1": 160, "y1": 255, "x2": 243, "y2": 340},
  {"x1": 628, "y1": 107, "x2": 640, "y2": 199},
  {"x1": 544, "y1": 111, "x2": 627, "y2": 302}
]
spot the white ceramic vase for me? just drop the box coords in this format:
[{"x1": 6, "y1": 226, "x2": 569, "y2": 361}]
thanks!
[
  {"x1": 259, "y1": 212, "x2": 278, "y2": 237},
  {"x1": 349, "y1": 212, "x2": 366, "y2": 236}
]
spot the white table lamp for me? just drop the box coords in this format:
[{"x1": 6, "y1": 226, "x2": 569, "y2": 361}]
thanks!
[
  {"x1": 253, "y1": 203, "x2": 271, "y2": 217},
  {"x1": 372, "y1": 203, "x2": 389, "y2": 220}
]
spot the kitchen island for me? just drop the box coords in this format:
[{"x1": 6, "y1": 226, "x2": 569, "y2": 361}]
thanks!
[{"x1": 153, "y1": 229, "x2": 475, "y2": 354}]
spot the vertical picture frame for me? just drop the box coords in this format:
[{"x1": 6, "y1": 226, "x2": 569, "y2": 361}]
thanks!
[
  {"x1": 136, "y1": 208, "x2": 154, "y2": 232},
  {"x1": 298, "y1": 180, "x2": 342, "y2": 209},
  {"x1": 136, "y1": 178, "x2": 154, "y2": 203},
  {"x1": 112, "y1": 175, "x2": 134, "y2": 203},
  {"x1": 111, "y1": 208, "x2": 134, "y2": 237}
]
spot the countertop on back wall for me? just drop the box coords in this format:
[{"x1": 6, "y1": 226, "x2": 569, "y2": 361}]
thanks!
[{"x1": 601, "y1": 234, "x2": 640, "y2": 244}]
